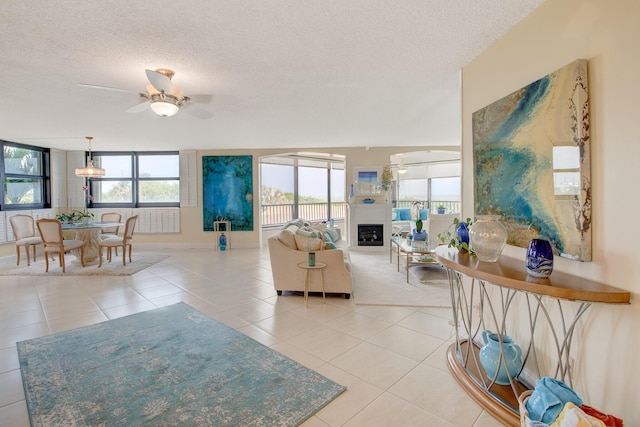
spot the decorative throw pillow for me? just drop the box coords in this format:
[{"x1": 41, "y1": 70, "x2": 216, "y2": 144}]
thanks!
[
  {"x1": 295, "y1": 227, "x2": 321, "y2": 239},
  {"x1": 419, "y1": 209, "x2": 429, "y2": 220},
  {"x1": 325, "y1": 228, "x2": 340, "y2": 243},
  {"x1": 323, "y1": 232, "x2": 337, "y2": 249},
  {"x1": 277, "y1": 229, "x2": 297, "y2": 250},
  {"x1": 294, "y1": 234, "x2": 323, "y2": 251},
  {"x1": 391, "y1": 209, "x2": 399, "y2": 221},
  {"x1": 399, "y1": 208, "x2": 411, "y2": 221}
]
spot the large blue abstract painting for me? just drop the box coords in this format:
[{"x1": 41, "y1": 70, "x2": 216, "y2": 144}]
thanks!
[
  {"x1": 202, "y1": 156, "x2": 253, "y2": 231},
  {"x1": 472, "y1": 59, "x2": 591, "y2": 261}
]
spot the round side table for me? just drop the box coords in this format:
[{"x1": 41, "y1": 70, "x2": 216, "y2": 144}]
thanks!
[{"x1": 296, "y1": 261, "x2": 327, "y2": 308}]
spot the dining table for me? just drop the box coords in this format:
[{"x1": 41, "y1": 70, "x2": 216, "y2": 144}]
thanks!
[{"x1": 61, "y1": 221, "x2": 124, "y2": 264}]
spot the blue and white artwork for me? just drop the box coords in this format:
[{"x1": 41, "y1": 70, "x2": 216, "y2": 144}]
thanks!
[
  {"x1": 202, "y1": 156, "x2": 253, "y2": 231},
  {"x1": 472, "y1": 59, "x2": 591, "y2": 261}
]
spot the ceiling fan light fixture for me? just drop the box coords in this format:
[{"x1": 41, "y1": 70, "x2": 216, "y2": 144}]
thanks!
[
  {"x1": 75, "y1": 136, "x2": 106, "y2": 177},
  {"x1": 150, "y1": 94, "x2": 180, "y2": 117}
]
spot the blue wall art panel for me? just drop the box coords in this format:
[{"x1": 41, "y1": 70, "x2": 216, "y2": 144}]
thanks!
[
  {"x1": 472, "y1": 59, "x2": 591, "y2": 261},
  {"x1": 202, "y1": 155, "x2": 253, "y2": 231}
]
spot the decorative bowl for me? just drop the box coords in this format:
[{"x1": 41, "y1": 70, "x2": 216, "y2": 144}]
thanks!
[{"x1": 362, "y1": 198, "x2": 375, "y2": 204}]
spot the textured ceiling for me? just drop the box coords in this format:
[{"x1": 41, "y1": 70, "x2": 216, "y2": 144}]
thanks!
[{"x1": 0, "y1": 0, "x2": 544, "y2": 152}]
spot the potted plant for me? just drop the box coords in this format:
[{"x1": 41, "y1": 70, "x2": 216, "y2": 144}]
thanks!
[
  {"x1": 412, "y1": 218, "x2": 427, "y2": 241},
  {"x1": 437, "y1": 204, "x2": 446, "y2": 214},
  {"x1": 56, "y1": 210, "x2": 95, "y2": 224},
  {"x1": 74, "y1": 210, "x2": 95, "y2": 224},
  {"x1": 437, "y1": 217, "x2": 473, "y2": 253}
]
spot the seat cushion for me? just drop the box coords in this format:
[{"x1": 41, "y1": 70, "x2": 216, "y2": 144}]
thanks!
[
  {"x1": 99, "y1": 238, "x2": 125, "y2": 247},
  {"x1": 16, "y1": 237, "x2": 42, "y2": 246},
  {"x1": 62, "y1": 239, "x2": 85, "y2": 250}
]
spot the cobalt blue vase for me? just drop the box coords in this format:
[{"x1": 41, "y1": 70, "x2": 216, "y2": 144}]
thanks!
[
  {"x1": 526, "y1": 239, "x2": 553, "y2": 277},
  {"x1": 457, "y1": 222, "x2": 470, "y2": 249}
]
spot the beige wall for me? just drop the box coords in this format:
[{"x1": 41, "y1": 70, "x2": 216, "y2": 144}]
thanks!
[
  {"x1": 462, "y1": 0, "x2": 639, "y2": 422},
  {"x1": 0, "y1": 145, "x2": 444, "y2": 256}
]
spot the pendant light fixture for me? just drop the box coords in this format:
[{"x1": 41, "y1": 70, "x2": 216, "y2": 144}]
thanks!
[{"x1": 75, "y1": 136, "x2": 106, "y2": 177}]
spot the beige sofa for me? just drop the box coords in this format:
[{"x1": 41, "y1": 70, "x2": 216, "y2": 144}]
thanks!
[{"x1": 267, "y1": 228, "x2": 352, "y2": 299}]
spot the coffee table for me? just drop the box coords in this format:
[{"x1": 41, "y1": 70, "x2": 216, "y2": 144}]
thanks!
[{"x1": 390, "y1": 237, "x2": 440, "y2": 283}]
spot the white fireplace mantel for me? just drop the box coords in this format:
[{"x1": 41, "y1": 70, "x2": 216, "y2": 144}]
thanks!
[{"x1": 347, "y1": 203, "x2": 392, "y2": 249}]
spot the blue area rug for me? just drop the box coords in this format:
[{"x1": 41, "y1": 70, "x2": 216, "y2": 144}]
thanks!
[{"x1": 17, "y1": 303, "x2": 346, "y2": 426}]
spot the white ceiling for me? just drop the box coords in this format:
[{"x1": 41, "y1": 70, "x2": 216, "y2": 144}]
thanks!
[{"x1": 1, "y1": 1, "x2": 544, "y2": 152}]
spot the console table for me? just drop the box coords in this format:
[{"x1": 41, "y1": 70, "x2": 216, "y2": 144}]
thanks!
[{"x1": 434, "y1": 246, "x2": 630, "y2": 426}]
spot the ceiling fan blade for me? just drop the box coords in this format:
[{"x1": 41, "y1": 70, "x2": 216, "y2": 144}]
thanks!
[
  {"x1": 183, "y1": 104, "x2": 213, "y2": 119},
  {"x1": 126, "y1": 101, "x2": 150, "y2": 113},
  {"x1": 188, "y1": 94, "x2": 214, "y2": 104},
  {"x1": 145, "y1": 69, "x2": 172, "y2": 93},
  {"x1": 78, "y1": 83, "x2": 138, "y2": 94}
]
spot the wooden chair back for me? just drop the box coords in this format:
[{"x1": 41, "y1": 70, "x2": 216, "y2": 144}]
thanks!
[{"x1": 101, "y1": 212, "x2": 122, "y2": 236}]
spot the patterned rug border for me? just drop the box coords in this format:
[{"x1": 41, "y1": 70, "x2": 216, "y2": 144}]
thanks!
[
  {"x1": 17, "y1": 302, "x2": 346, "y2": 426},
  {"x1": 0, "y1": 253, "x2": 168, "y2": 276}
]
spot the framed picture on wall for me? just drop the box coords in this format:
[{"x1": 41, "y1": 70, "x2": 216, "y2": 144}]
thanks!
[
  {"x1": 472, "y1": 59, "x2": 591, "y2": 261},
  {"x1": 353, "y1": 167, "x2": 382, "y2": 195},
  {"x1": 202, "y1": 155, "x2": 254, "y2": 231}
]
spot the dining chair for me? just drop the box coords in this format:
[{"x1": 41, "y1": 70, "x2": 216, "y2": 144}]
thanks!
[
  {"x1": 100, "y1": 212, "x2": 122, "y2": 258},
  {"x1": 36, "y1": 218, "x2": 85, "y2": 272},
  {"x1": 9, "y1": 214, "x2": 43, "y2": 266},
  {"x1": 98, "y1": 215, "x2": 138, "y2": 267}
]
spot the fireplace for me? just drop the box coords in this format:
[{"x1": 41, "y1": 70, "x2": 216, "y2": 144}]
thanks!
[
  {"x1": 348, "y1": 203, "x2": 391, "y2": 249},
  {"x1": 357, "y1": 224, "x2": 384, "y2": 246}
]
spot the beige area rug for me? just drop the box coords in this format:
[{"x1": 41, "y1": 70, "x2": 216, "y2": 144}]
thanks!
[
  {"x1": 0, "y1": 253, "x2": 168, "y2": 276},
  {"x1": 350, "y1": 250, "x2": 452, "y2": 307}
]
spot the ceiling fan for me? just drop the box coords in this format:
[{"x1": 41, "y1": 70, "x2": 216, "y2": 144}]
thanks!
[{"x1": 79, "y1": 68, "x2": 213, "y2": 119}]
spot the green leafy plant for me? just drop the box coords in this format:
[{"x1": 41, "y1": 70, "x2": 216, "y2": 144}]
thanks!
[
  {"x1": 415, "y1": 218, "x2": 423, "y2": 233},
  {"x1": 56, "y1": 210, "x2": 94, "y2": 223},
  {"x1": 381, "y1": 165, "x2": 393, "y2": 191},
  {"x1": 437, "y1": 204, "x2": 446, "y2": 210},
  {"x1": 437, "y1": 217, "x2": 474, "y2": 253}
]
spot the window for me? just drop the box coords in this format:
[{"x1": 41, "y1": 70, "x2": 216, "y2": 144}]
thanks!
[
  {"x1": 90, "y1": 152, "x2": 179, "y2": 208},
  {"x1": 1, "y1": 141, "x2": 50, "y2": 210},
  {"x1": 260, "y1": 154, "x2": 345, "y2": 227}
]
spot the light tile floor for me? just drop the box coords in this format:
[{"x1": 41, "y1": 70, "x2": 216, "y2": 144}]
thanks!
[{"x1": 0, "y1": 247, "x2": 507, "y2": 426}]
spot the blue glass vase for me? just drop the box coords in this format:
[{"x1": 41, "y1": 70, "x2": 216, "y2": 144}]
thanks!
[
  {"x1": 457, "y1": 222, "x2": 469, "y2": 249},
  {"x1": 526, "y1": 239, "x2": 553, "y2": 277}
]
